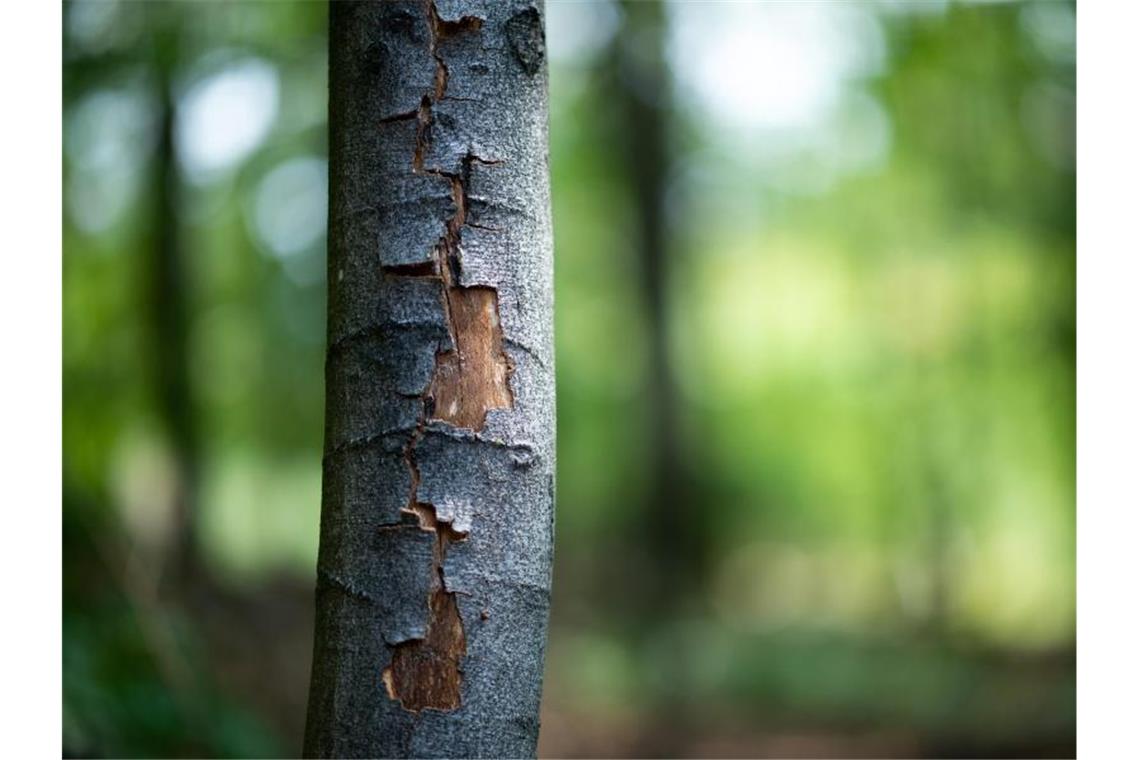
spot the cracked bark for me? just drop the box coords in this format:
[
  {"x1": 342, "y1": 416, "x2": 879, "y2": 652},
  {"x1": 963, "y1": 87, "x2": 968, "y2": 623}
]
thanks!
[{"x1": 304, "y1": 1, "x2": 554, "y2": 758}]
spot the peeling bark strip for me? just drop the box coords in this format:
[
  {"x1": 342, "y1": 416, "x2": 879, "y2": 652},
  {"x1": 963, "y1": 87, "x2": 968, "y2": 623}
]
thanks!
[{"x1": 306, "y1": 1, "x2": 554, "y2": 758}]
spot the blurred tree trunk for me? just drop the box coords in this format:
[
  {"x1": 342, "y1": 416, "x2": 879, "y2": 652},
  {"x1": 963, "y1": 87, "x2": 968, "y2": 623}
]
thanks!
[
  {"x1": 607, "y1": 5, "x2": 703, "y2": 753},
  {"x1": 147, "y1": 25, "x2": 201, "y2": 577},
  {"x1": 305, "y1": 2, "x2": 555, "y2": 757},
  {"x1": 611, "y1": 1, "x2": 699, "y2": 608}
]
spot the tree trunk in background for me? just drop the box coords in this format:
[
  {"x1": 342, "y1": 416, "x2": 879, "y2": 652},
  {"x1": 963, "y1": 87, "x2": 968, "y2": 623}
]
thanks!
[
  {"x1": 305, "y1": 1, "x2": 555, "y2": 757},
  {"x1": 148, "y1": 30, "x2": 201, "y2": 577},
  {"x1": 612, "y1": 1, "x2": 697, "y2": 608},
  {"x1": 608, "y1": 7, "x2": 701, "y2": 753}
]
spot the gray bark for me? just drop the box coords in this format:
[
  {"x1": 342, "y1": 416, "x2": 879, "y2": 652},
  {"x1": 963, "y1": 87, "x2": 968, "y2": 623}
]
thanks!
[{"x1": 304, "y1": 1, "x2": 554, "y2": 758}]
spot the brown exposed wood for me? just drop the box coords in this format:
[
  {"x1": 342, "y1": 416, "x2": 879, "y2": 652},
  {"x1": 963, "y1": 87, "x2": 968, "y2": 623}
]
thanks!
[
  {"x1": 382, "y1": 535, "x2": 467, "y2": 712},
  {"x1": 429, "y1": 286, "x2": 513, "y2": 430}
]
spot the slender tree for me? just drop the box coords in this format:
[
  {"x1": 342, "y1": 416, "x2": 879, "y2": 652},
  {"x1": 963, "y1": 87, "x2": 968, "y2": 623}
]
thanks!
[
  {"x1": 304, "y1": 1, "x2": 555, "y2": 757},
  {"x1": 607, "y1": 1, "x2": 700, "y2": 609},
  {"x1": 148, "y1": 22, "x2": 202, "y2": 580}
]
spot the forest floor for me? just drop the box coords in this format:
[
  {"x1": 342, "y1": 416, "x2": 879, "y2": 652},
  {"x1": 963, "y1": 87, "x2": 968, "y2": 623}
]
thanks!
[{"x1": 182, "y1": 573, "x2": 1074, "y2": 759}]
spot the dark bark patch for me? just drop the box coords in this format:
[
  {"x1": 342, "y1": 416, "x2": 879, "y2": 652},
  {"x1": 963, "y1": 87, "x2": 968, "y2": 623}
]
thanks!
[
  {"x1": 506, "y1": 6, "x2": 545, "y2": 76},
  {"x1": 383, "y1": 259, "x2": 438, "y2": 278}
]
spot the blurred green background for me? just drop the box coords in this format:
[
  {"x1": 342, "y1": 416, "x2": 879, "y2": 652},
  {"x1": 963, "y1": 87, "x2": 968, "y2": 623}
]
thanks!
[{"x1": 63, "y1": 1, "x2": 1074, "y2": 757}]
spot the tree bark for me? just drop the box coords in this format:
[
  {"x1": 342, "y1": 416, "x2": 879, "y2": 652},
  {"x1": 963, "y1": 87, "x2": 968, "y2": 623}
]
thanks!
[{"x1": 305, "y1": 2, "x2": 555, "y2": 758}]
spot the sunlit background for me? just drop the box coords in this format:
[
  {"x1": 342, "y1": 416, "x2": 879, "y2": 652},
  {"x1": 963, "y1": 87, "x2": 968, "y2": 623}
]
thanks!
[{"x1": 63, "y1": 1, "x2": 1075, "y2": 756}]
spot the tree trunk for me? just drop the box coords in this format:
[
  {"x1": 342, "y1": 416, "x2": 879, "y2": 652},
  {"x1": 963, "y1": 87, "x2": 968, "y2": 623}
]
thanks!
[
  {"x1": 147, "y1": 24, "x2": 201, "y2": 579},
  {"x1": 305, "y1": 2, "x2": 555, "y2": 757},
  {"x1": 610, "y1": 0, "x2": 698, "y2": 609}
]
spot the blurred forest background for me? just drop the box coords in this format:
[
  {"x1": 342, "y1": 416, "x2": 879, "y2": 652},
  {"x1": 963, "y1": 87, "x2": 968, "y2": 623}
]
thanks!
[{"x1": 62, "y1": 0, "x2": 1075, "y2": 757}]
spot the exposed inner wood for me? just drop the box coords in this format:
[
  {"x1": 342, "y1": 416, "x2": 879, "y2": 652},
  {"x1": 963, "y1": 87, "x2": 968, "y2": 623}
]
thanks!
[
  {"x1": 380, "y1": 0, "x2": 513, "y2": 715},
  {"x1": 427, "y1": 174, "x2": 514, "y2": 432},
  {"x1": 429, "y1": 286, "x2": 513, "y2": 430},
  {"x1": 382, "y1": 527, "x2": 467, "y2": 712}
]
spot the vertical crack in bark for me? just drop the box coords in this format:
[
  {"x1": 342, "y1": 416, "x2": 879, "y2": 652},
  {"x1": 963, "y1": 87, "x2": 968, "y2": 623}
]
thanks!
[
  {"x1": 379, "y1": 0, "x2": 509, "y2": 714},
  {"x1": 429, "y1": 163, "x2": 514, "y2": 430}
]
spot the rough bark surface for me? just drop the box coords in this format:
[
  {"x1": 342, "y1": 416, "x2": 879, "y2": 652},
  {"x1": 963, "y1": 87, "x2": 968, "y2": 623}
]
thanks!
[{"x1": 304, "y1": 1, "x2": 554, "y2": 757}]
